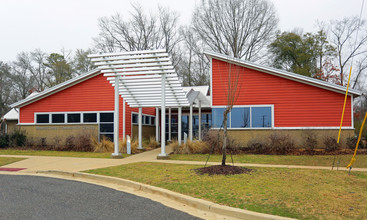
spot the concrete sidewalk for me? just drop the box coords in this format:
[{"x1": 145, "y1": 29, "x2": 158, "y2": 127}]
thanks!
[
  {"x1": 1, "y1": 145, "x2": 367, "y2": 172},
  {"x1": 0, "y1": 147, "x2": 164, "y2": 173}
]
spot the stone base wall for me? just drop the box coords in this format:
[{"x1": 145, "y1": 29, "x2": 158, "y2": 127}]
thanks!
[
  {"x1": 19, "y1": 124, "x2": 98, "y2": 146},
  {"x1": 224, "y1": 128, "x2": 355, "y2": 148}
]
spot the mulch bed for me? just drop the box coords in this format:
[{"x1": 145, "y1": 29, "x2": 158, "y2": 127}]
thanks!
[{"x1": 194, "y1": 165, "x2": 253, "y2": 176}]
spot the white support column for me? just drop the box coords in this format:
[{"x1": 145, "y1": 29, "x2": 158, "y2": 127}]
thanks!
[
  {"x1": 178, "y1": 107, "x2": 182, "y2": 145},
  {"x1": 168, "y1": 107, "x2": 171, "y2": 141},
  {"x1": 198, "y1": 101, "x2": 202, "y2": 141},
  {"x1": 158, "y1": 74, "x2": 168, "y2": 157},
  {"x1": 138, "y1": 107, "x2": 143, "y2": 149},
  {"x1": 155, "y1": 107, "x2": 159, "y2": 142},
  {"x1": 189, "y1": 103, "x2": 193, "y2": 141},
  {"x1": 122, "y1": 99, "x2": 126, "y2": 141},
  {"x1": 112, "y1": 76, "x2": 122, "y2": 158}
]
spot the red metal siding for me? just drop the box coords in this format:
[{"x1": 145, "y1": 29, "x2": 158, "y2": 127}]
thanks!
[
  {"x1": 211, "y1": 59, "x2": 352, "y2": 127},
  {"x1": 19, "y1": 73, "x2": 156, "y2": 136}
]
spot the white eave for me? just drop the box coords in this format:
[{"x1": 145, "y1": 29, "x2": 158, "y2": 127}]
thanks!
[
  {"x1": 205, "y1": 51, "x2": 363, "y2": 97},
  {"x1": 1, "y1": 108, "x2": 19, "y2": 120},
  {"x1": 10, "y1": 69, "x2": 101, "y2": 108}
]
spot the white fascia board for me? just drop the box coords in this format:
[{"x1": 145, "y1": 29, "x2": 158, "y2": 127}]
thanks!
[
  {"x1": 204, "y1": 51, "x2": 363, "y2": 97},
  {"x1": 106, "y1": 74, "x2": 178, "y2": 81},
  {"x1": 10, "y1": 69, "x2": 100, "y2": 108}
]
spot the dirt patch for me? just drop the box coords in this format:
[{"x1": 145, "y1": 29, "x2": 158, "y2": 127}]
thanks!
[{"x1": 194, "y1": 165, "x2": 253, "y2": 175}]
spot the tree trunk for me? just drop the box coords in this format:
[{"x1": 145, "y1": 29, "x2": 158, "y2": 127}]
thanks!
[{"x1": 222, "y1": 109, "x2": 229, "y2": 166}]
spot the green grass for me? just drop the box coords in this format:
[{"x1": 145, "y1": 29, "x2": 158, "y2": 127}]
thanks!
[
  {"x1": 0, "y1": 157, "x2": 26, "y2": 166},
  {"x1": 86, "y1": 162, "x2": 367, "y2": 219},
  {"x1": 0, "y1": 149, "x2": 130, "y2": 159},
  {"x1": 170, "y1": 154, "x2": 367, "y2": 168}
]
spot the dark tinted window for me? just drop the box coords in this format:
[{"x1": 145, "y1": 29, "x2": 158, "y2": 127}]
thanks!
[
  {"x1": 67, "y1": 113, "x2": 81, "y2": 123},
  {"x1": 36, "y1": 114, "x2": 49, "y2": 123},
  {"x1": 145, "y1": 116, "x2": 150, "y2": 125},
  {"x1": 52, "y1": 114, "x2": 65, "y2": 123},
  {"x1": 83, "y1": 113, "x2": 97, "y2": 123},
  {"x1": 100, "y1": 134, "x2": 113, "y2": 141},
  {"x1": 231, "y1": 108, "x2": 250, "y2": 128},
  {"x1": 100, "y1": 124, "x2": 114, "y2": 132},
  {"x1": 132, "y1": 113, "x2": 138, "y2": 124},
  {"x1": 100, "y1": 113, "x2": 114, "y2": 122}
]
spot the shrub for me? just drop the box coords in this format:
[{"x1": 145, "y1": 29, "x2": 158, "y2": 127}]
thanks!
[
  {"x1": 201, "y1": 130, "x2": 241, "y2": 154},
  {"x1": 268, "y1": 133, "x2": 295, "y2": 155},
  {"x1": 63, "y1": 135, "x2": 76, "y2": 151},
  {"x1": 147, "y1": 136, "x2": 159, "y2": 149},
  {"x1": 172, "y1": 140, "x2": 210, "y2": 154},
  {"x1": 346, "y1": 136, "x2": 363, "y2": 150},
  {"x1": 246, "y1": 138, "x2": 269, "y2": 154},
  {"x1": 324, "y1": 136, "x2": 340, "y2": 152},
  {"x1": 0, "y1": 134, "x2": 9, "y2": 148},
  {"x1": 8, "y1": 130, "x2": 27, "y2": 147},
  {"x1": 303, "y1": 131, "x2": 318, "y2": 153},
  {"x1": 74, "y1": 133, "x2": 93, "y2": 152},
  {"x1": 92, "y1": 136, "x2": 114, "y2": 153}
]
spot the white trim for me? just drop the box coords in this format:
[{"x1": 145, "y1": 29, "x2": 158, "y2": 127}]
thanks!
[
  {"x1": 209, "y1": 57, "x2": 213, "y2": 109},
  {"x1": 131, "y1": 112, "x2": 156, "y2": 126},
  {"x1": 211, "y1": 126, "x2": 354, "y2": 130},
  {"x1": 33, "y1": 111, "x2": 114, "y2": 125},
  {"x1": 205, "y1": 51, "x2": 363, "y2": 97}
]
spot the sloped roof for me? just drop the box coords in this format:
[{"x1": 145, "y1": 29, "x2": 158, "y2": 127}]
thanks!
[
  {"x1": 1, "y1": 108, "x2": 19, "y2": 120},
  {"x1": 182, "y1": 86, "x2": 211, "y2": 107},
  {"x1": 205, "y1": 51, "x2": 363, "y2": 97},
  {"x1": 11, "y1": 69, "x2": 101, "y2": 108}
]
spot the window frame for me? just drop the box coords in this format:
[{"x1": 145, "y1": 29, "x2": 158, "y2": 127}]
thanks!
[
  {"x1": 131, "y1": 112, "x2": 155, "y2": 126},
  {"x1": 211, "y1": 105, "x2": 274, "y2": 129}
]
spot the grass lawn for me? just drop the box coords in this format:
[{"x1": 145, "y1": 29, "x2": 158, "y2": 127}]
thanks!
[
  {"x1": 86, "y1": 162, "x2": 367, "y2": 219},
  {"x1": 0, "y1": 157, "x2": 25, "y2": 166},
  {"x1": 0, "y1": 149, "x2": 130, "y2": 159},
  {"x1": 170, "y1": 154, "x2": 367, "y2": 168}
]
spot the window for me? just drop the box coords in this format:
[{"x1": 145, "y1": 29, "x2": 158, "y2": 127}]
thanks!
[
  {"x1": 251, "y1": 107, "x2": 272, "y2": 128},
  {"x1": 83, "y1": 113, "x2": 97, "y2": 123},
  {"x1": 212, "y1": 106, "x2": 272, "y2": 128},
  {"x1": 99, "y1": 112, "x2": 114, "y2": 141},
  {"x1": 100, "y1": 113, "x2": 113, "y2": 122},
  {"x1": 231, "y1": 108, "x2": 250, "y2": 128},
  {"x1": 36, "y1": 114, "x2": 49, "y2": 124},
  {"x1": 132, "y1": 113, "x2": 138, "y2": 124},
  {"x1": 145, "y1": 116, "x2": 150, "y2": 125},
  {"x1": 52, "y1": 114, "x2": 65, "y2": 123},
  {"x1": 67, "y1": 113, "x2": 81, "y2": 123},
  {"x1": 212, "y1": 108, "x2": 229, "y2": 128}
]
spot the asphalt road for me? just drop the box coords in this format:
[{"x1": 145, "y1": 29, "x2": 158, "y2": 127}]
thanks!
[{"x1": 0, "y1": 175, "x2": 200, "y2": 220}]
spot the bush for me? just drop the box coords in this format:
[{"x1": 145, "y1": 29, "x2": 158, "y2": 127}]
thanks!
[
  {"x1": 324, "y1": 136, "x2": 340, "y2": 152},
  {"x1": 246, "y1": 138, "x2": 269, "y2": 154},
  {"x1": 8, "y1": 130, "x2": 27, "y2": 147},
  {"x1": 172, "y1": 140, "x2": 210, "y2": 154},
  {"x1": 346, "y1": 136, "x2": 364, "y2": 150},
  {"x1": 0, "y1": 134, "x2": 9, "y2": 148},
  {"x1": 201, "y1": 130, "x2": 241, "y2": 154},
  {"x1": 303, "y1": 131, "x2": 318, "y2": 153},
  {"x1": 268, "y1": 133, "x2": 295, "y2": 155},
  {"x1": 92, "y1": 136, "x2": 114, "y2": 153}
]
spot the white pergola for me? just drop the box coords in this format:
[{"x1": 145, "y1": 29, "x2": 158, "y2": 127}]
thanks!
[{"x1": 89, "y1": 49, "x2": 189, "y2": 158}]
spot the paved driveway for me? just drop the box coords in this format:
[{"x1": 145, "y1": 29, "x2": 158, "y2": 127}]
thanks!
[{"x1": 0, "y1": 175, "x2": 199, "y2": 220}]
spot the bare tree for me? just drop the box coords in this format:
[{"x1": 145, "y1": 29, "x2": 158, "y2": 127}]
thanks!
[
  {"x1": 94, "y1": 3, "x2": 181, "y2": 54},
  {"x1": 329, "y1": 17, "x2": 367, "y2": 87},
  {"x1": 178, "y1": 26, "x2": 210, "y2": 86},
  {"x1": 11, "y1": 60, "x2": 34, "y2": 99},
  {"x1": 0, "y1": 62, "x2": 12, "y2": 116},
  {"x1": 221, "y1": 63, "x2": 242, "y2": 166},
  {"x1": 192, "y1": 0, "x2": 278, "y2": 61}
]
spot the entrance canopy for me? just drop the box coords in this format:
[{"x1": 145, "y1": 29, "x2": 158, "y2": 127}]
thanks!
[{"x1": 89, "y1": 49, "x2": 189, "y2": 108}]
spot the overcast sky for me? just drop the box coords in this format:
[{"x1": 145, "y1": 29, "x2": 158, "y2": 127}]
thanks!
[{"x1": 0, "y1": 0, "x2": 365, "y2": 63}]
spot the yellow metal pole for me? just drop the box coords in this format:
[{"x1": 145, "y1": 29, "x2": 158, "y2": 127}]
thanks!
[
  {"x1": 346, "y1": 112, "x2": 367, "y2": 169},
  {"x1": 337, "y1": 67, "x2": 353, "y2": 143}
]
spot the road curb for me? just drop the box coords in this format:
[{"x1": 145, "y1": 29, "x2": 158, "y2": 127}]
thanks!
[{"x1": 37, "y1": 170, "x2": 295, "y2": 220}]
